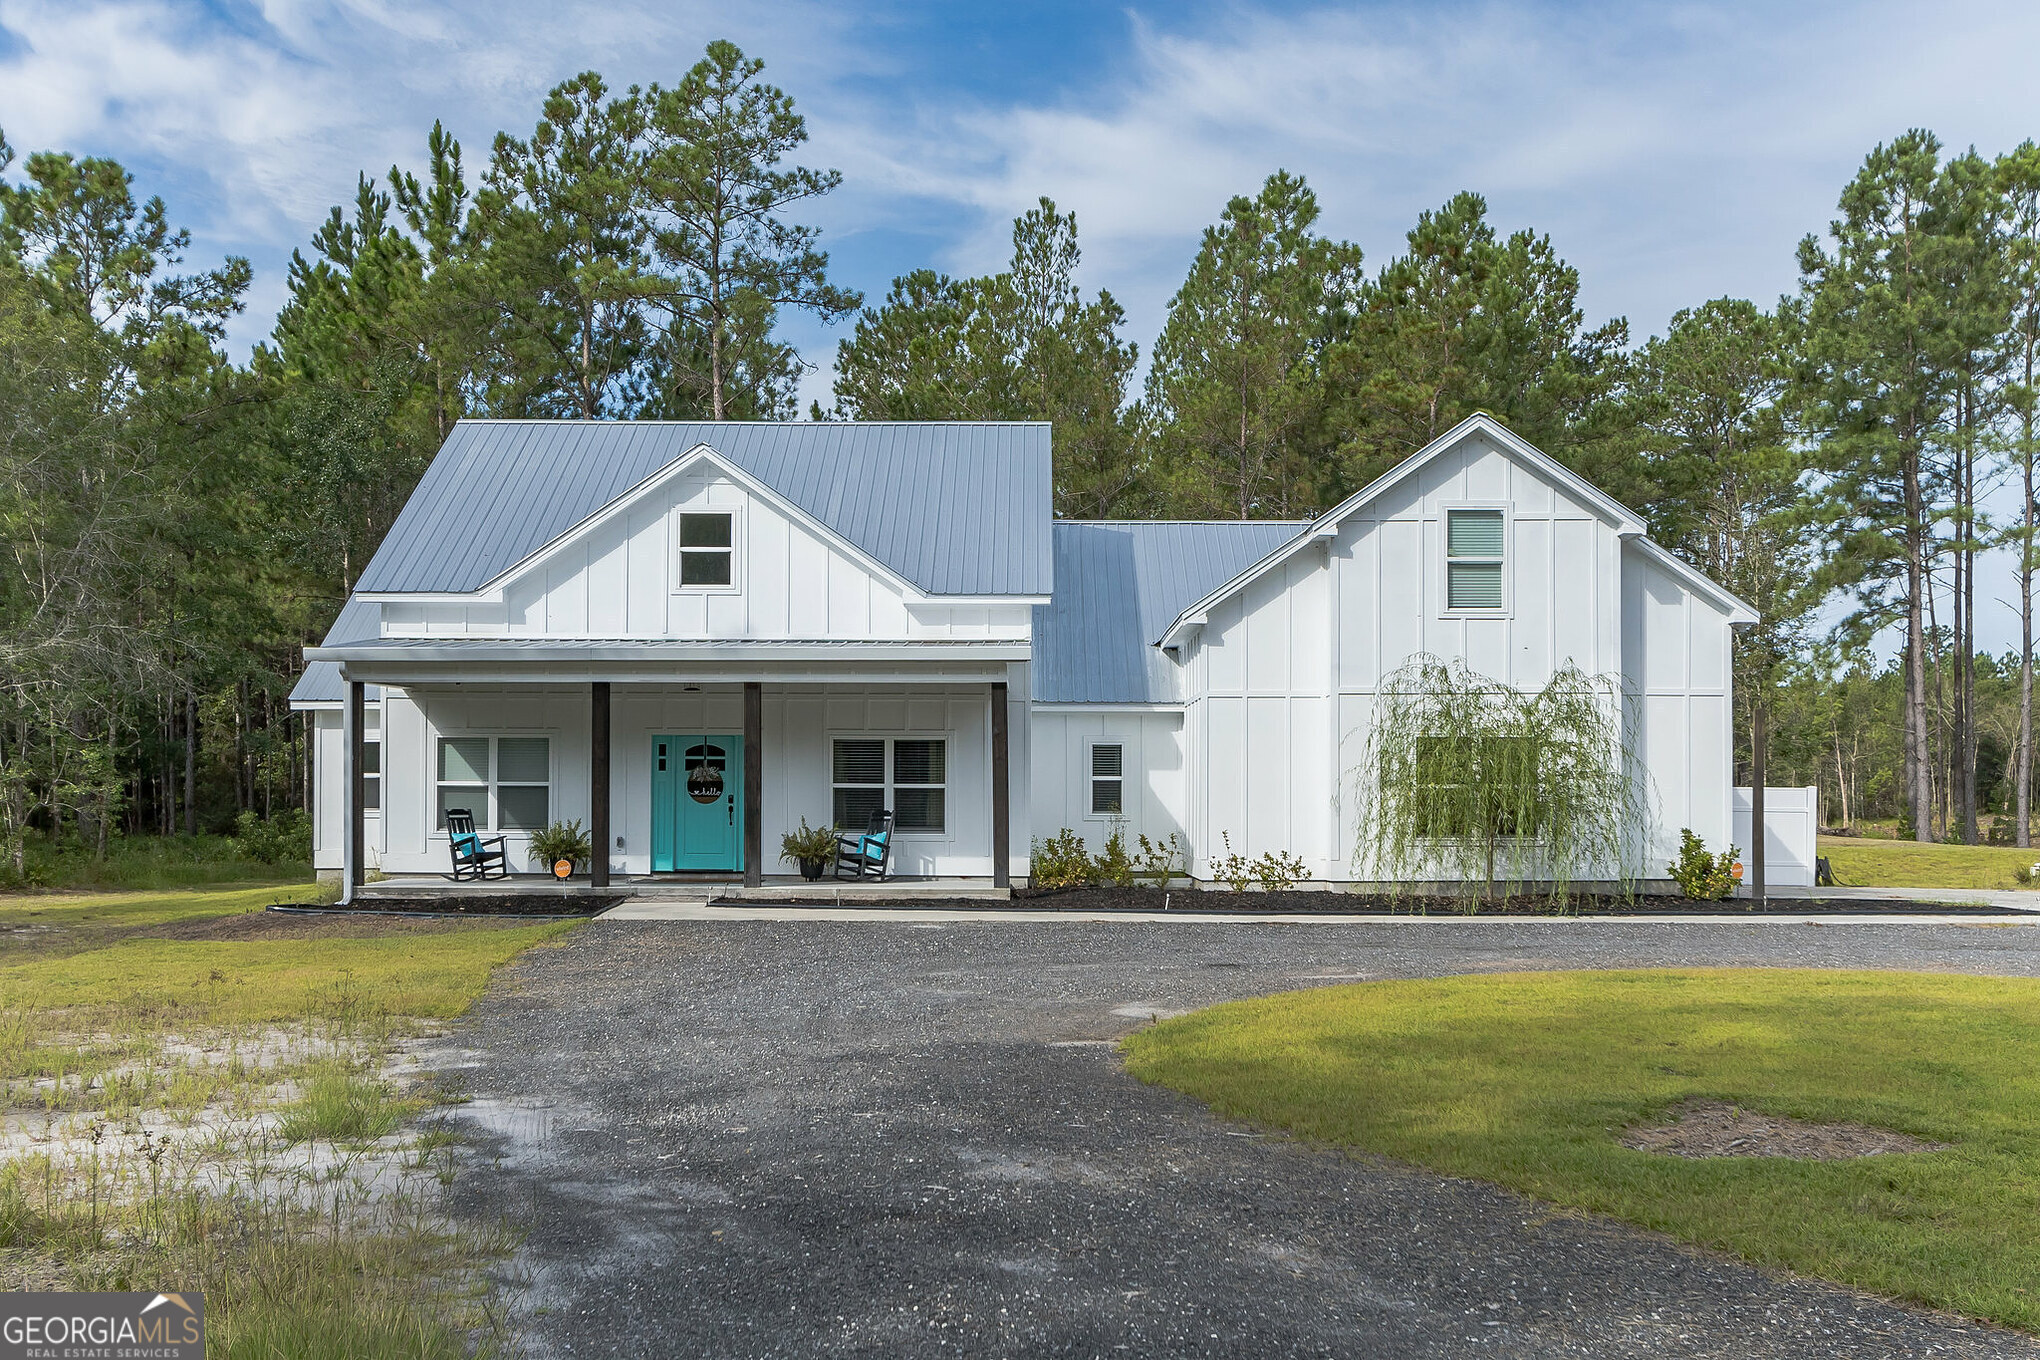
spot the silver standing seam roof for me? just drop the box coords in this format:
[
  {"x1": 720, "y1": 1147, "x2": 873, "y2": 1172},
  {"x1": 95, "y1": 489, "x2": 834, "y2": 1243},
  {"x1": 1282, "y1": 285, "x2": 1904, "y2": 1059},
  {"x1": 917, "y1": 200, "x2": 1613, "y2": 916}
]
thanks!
[
  {"x1": 289, "y1": 595, "x2": 380, "y2": 706},
  {"x1": 290, "y1": 421, "x2": 1300, "y2": 709},
  {"x1": 1031, "y1": 520, "x2": 1307, "y2": 704},
  {"x1": 353, "y1": 420, "x2": 1054, "y2": 597},
  {"x1": 293, "y1": 420, "x2": 1053, "y2": 707}
]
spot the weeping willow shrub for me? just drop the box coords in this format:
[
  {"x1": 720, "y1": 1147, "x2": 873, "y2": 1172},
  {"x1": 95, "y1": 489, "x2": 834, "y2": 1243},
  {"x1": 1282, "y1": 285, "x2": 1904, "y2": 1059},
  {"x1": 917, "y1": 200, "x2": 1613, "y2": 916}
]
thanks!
[{"x1": 1354, "y1": 656, "x2": 1652, "y2": 906}]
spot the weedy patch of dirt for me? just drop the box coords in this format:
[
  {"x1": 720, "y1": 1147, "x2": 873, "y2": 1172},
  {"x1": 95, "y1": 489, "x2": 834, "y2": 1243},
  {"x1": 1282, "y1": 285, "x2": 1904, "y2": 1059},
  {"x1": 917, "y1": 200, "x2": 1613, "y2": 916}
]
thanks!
[{"x1": 1621, "y1": 1098, "x2": 1952, "y2": 1160}]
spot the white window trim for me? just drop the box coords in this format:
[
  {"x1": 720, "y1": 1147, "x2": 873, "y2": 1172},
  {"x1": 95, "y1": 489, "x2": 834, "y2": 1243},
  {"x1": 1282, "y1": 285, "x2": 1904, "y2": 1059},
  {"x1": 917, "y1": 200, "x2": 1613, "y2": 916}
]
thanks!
[
  {"x1": 1440, "y1": 501, "x2": 1512, "y2": 617},
  {"x1": 363, "y1": 738, "x2": 383, "y2": 819},
  {"x1": 1084, "y1": 737, "x2": 1129, "y2": 821},
  {"x1": 827, "y1": 731, "x2": 955, "y2": 841},
  {"x1": 429, "y1": 730, "x2": 557, "y2": 837},
  {"x1": 671, "y1": 504, "x2": 743, "y2": 596}
]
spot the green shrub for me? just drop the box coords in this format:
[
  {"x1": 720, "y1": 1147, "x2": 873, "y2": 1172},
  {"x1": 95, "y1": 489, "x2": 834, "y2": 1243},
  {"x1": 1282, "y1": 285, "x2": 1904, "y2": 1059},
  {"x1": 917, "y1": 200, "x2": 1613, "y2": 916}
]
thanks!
[
  {"x1": 1094, "y1": 827, "x2": 1136, "y2": 888},
  {"x1": 1667, "y1": 828, "x2": 1739, "y2": 900},
  {"x1": 1031, "y1": 829, "x2": 1096, "y2": 889},
  {"x1": 1135, "y1": 832, "x2": 1187, "y2": 886},
  {"x1": 526, "y1": 819, "x2": 593, "y2": 873},
  {"x1": 1252, "y1": 849, "x2": 1312, "y2": 891},
  {"x1": 1209, "y1": 832, "x2": 1256, "y2": 892},
  {"x1": 235, "y1": 808, "x2": 312, "y2": 865}
]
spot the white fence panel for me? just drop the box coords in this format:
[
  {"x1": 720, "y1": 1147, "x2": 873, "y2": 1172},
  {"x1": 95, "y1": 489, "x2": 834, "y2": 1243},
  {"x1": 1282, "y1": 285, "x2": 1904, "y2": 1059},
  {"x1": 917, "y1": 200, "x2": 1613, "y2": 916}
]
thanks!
[{"x1": 1731, "y1": 786, "x2": 1819, "y2": 888}]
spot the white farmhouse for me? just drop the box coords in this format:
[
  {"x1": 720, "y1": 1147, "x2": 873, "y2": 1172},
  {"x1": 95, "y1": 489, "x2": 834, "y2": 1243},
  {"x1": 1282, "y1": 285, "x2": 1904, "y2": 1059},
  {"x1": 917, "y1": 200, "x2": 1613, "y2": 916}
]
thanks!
[{"x1": 292, "y1": 414, "x2": 1753, "y2": 891}]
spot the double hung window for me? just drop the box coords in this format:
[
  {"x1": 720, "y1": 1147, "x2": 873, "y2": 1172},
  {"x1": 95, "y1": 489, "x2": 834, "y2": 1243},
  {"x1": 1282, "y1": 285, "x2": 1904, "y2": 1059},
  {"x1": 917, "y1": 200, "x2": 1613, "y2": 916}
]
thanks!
[
  {"x1": 436, "y1": 736, "x2": 550, "y2": 831},
  {"x1": 363, "y1": 740, "x2": 381, "y2": 812},
  {"x1": 1445, "y1": 508, "x2": 1506, "y2": 611},
  {"x1": 677, "y1": 511, "x2": 735, "y2": 587},
  {"x1": 831, "y1": 737, "x2": 947, "y2": 833}
]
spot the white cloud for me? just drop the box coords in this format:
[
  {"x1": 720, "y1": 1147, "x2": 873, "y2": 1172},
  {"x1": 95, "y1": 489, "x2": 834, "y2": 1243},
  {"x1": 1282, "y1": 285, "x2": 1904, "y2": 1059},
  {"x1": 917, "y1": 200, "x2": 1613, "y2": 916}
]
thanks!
[
  {"x1": 850, "y1": 0, "x2": 2040, "y2": 351},
  {"x1": 8, "y1": 0, "x2": 2040, "y2": 646}
]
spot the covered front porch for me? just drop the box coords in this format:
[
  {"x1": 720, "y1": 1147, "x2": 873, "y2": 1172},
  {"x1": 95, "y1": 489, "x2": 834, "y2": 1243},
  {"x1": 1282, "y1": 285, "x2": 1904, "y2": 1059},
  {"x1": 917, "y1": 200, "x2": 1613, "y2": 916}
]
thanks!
[
  {"x1": 353, "y1": 874, "x2": 1012, "y2": 901},
  {"x1": 308, "y1": 641, "x2": 1029, "y2": 901}
]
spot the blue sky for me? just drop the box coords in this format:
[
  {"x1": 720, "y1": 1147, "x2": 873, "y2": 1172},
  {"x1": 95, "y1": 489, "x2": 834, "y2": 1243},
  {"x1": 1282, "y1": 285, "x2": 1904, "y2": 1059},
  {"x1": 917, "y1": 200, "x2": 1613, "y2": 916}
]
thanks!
[{"x1": 6, "y1": 0, "x2": 2040, "y2": 648}]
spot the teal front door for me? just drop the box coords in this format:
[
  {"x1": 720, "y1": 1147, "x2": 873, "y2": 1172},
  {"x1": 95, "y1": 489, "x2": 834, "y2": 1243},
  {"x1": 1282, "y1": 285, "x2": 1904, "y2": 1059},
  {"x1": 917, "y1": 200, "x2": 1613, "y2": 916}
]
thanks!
[{"x1": 650, "y1": 734, "x2": 744, "y2": 872}]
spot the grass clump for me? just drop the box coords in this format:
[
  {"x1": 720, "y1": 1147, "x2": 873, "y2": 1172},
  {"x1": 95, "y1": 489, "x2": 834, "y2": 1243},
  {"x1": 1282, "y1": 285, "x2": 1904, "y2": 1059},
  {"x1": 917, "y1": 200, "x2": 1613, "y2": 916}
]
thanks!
[
  {"x1": 279, "y1": 1063, "x2": 412, "y2": 1146},
  {"x1": 1124, "y1": 968, "x2": 2040, "y2": 1331}
]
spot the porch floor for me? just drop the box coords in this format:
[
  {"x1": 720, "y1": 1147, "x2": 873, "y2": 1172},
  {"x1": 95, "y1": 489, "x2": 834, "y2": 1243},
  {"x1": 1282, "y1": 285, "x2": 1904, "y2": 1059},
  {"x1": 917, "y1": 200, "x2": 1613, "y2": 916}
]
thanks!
[{"x1": 356, "y1": 874, "x2": 1011, "y2": 902}]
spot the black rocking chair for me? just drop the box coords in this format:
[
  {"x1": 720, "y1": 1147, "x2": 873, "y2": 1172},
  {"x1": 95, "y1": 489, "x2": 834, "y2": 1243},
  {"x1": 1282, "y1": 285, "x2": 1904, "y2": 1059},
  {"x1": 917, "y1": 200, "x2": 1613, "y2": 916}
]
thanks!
[
  {"x1": 834, "y1": 809, "x2": 894, "y2": 880},
  {"x1": 445, "y1": 808, "x2": 509, "y2": 881}
]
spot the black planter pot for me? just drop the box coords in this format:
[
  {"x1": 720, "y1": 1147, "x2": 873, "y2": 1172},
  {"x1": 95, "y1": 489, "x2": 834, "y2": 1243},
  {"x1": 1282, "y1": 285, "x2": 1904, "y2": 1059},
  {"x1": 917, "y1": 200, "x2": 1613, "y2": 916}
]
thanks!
[{"x1": 799, "y1": 857, "x2": 827, "y2": 881}]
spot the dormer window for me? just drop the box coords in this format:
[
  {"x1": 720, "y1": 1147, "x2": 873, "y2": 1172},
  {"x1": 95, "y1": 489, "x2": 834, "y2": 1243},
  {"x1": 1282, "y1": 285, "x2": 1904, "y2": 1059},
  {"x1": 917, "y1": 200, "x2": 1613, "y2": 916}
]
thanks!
[{"x1": 677, "y1": 510, "x2": 735, "y2": 588}]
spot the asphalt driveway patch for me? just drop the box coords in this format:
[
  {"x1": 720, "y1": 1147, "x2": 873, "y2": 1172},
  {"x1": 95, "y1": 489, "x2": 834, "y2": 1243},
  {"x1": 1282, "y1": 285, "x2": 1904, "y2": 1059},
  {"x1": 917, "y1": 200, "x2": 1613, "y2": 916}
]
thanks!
[{"x1": 436, "y1": 919, "x2": 2040, "y2": 1358}]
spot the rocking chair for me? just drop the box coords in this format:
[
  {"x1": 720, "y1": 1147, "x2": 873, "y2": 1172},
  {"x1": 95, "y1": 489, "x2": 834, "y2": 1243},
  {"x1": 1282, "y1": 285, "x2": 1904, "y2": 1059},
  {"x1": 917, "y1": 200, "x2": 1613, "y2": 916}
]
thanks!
[
  {"x1": 834, "y1": 809, "x2": 894, "y2": 880},
  {"x1": 445, "y1": 808, "x2": 509, "y2": 881}
]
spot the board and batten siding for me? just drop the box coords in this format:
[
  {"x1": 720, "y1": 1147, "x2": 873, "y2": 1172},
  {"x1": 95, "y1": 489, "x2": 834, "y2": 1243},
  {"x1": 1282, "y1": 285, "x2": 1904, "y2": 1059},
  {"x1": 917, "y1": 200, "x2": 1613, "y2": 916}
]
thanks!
[
  {"x1": 1177, "y1": 429, "x2": 1732, "y2": 883},
  {"x1": 1623, "y1": 541, "x2": 1736, "y2": 870},
  {"x1": 310, "y1": 705, "x2": 380, "y2": 871},
  {"x1": 379, "y1": 464, "x2": 1031, "y2": 642},
  {"x1": 356, "y1": 678, "x2": 1026, "y2": 880},
  {"x1": 1029, "y1": 708, "x2": 1188, "y2": 854}
]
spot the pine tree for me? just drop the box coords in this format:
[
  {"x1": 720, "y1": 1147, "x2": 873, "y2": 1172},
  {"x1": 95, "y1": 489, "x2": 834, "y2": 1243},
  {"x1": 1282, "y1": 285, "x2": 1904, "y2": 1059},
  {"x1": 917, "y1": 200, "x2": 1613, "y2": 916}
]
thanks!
[
  {"x1": 1142, "y1": 171, "x2": 1363, "y2": 518},
  {"x1": 474, "y1": 71, "x2": 654, "y2": 419},
  {"x1": 1628, "y1": 298, "x2": 1816, "y2": 780},
  {"x1": 827, "y1": 199, "x2": 1139, "y2": 516},
  {"x1": 1324, "y1": 191, "x2": 1627, "y2": 494},
  {"x1": 1796, "y1": 131, "x2": 1983, "y2": 843},
  {"x1": 642, "y1": 40, "x2": 857, "y2": 419},
  {"x1": 1999, "y1": 142, "x2": 2040, "y2": 846}
]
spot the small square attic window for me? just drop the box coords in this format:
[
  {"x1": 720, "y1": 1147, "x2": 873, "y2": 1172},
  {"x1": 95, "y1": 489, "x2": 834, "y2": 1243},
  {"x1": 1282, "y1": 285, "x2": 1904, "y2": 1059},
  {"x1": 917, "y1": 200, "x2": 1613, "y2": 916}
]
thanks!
[
  {"x1": 1445, "y1": 509, "x2": 1505, "y2": 610},
  {"x1": 677, "y1": 511, "x2": 735, "y2": 588}
]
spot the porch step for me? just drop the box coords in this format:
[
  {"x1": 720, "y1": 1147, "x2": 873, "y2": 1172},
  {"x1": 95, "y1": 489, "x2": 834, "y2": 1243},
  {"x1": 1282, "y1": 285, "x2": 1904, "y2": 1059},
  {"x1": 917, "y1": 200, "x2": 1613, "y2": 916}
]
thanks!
[{"x1": 716, "y1": 883, "x2": 1011, "y2": 902}]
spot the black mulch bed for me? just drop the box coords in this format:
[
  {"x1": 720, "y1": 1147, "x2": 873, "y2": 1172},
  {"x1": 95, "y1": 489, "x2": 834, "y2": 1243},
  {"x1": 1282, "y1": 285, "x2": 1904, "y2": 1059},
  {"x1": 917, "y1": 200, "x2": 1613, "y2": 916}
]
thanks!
[
  {"x1": 270, "y1": 893, "x2": 621, "y2": 919},
  {"x1": 742, "y1": 886, "x2": 2034, "y2": 916}
]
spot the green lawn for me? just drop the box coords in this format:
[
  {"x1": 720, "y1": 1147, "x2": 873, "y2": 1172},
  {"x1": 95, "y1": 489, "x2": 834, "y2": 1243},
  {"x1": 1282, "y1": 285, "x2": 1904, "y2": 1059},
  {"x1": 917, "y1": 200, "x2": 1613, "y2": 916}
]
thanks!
[
  {"x1": 1819, "y1": 835, "x2": 2040, "y2": 891},
  {"x1": 1123, "y1": 969, "x2": 2040, "y2": 1331},
  {"x1": 0, "y1": 883, "x2": 574, "y2": 1031}
]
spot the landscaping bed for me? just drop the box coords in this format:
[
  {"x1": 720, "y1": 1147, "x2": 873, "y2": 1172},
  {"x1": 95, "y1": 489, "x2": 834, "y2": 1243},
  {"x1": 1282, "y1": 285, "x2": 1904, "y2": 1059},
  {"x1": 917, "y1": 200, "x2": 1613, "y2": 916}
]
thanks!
[
  {"x1": 744, "y1": 885, "x2": 2033, "y2": 915},
  {"x1": 271, "y1": 893, "x2": 621, "y2": 918}
]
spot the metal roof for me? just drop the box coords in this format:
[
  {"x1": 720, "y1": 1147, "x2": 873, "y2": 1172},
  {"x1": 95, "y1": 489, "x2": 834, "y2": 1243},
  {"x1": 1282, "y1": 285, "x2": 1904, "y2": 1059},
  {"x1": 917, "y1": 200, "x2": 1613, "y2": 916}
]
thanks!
[
  {"x1": 1032, "y1": 520, "x2": 1307, "y2": 704},
  {"x1": 352, "y1": 420, "x2": 1053, "y2": 598},
  {"x1": 288, "y1": 595, "x2": 380, "y2": 707}
]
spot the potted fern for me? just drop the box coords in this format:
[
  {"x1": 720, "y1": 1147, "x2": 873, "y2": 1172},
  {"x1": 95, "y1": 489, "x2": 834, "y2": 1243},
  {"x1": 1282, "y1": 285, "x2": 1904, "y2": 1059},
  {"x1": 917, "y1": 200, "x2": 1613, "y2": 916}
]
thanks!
[
  {"x1": 779, "y1": 818, "x2": 837, "y2": 881},
  {"x1": 528, "y1": 819, "x2": 594, "y2": 878}
]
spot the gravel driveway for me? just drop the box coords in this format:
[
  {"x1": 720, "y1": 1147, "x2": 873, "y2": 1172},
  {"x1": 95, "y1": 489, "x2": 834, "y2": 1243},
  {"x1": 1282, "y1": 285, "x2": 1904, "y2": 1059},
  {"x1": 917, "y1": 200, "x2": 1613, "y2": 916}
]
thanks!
[{"x1": 431, "y1": 917, "x2": 2040, "y2": 1358}]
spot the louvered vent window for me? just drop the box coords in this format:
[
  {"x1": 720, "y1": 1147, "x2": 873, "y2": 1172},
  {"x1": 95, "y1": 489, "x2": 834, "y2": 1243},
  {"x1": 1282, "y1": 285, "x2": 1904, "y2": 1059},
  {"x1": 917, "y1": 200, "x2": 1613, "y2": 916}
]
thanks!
[
  {"x1": 1090, "y1": 743, "x2": 1124, "y2": 816},
  {"x1": 1446, "y1": 509, "x2": 1505, "y2": 610}
]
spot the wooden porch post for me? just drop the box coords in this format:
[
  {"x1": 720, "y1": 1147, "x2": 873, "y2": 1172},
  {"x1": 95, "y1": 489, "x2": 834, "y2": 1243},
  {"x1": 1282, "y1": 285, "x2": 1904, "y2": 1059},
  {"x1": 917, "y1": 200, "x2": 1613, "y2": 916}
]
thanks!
[
  {"x1": 590, "y1": 682, "x2": 611, "y2": 888},
  {"x1": 991, "y1": 681, "x2": 1010, "y2": 889},
  {"x1": 347, "y1": 679, "x2": 365, "y2": 897},
  {"x1": 743, "y1": 682, "x2": 762, "y2": 887}
]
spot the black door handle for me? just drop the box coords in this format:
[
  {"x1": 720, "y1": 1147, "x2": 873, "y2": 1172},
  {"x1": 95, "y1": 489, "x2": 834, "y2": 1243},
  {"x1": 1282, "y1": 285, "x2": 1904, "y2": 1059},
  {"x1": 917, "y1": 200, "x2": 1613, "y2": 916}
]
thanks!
[{"x1": 727, "y1": 794, "x2": 733, "y2": 825}]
